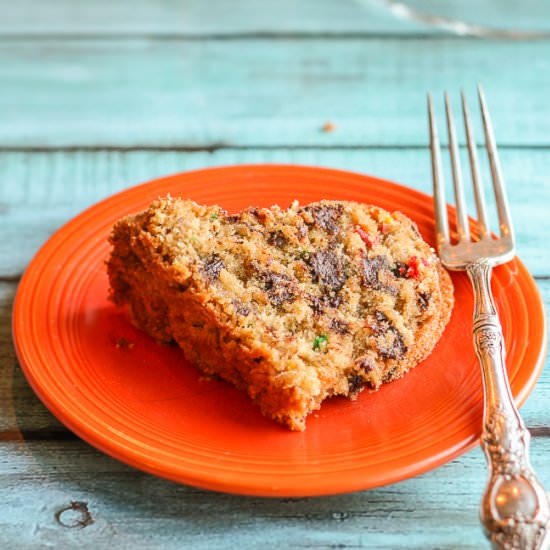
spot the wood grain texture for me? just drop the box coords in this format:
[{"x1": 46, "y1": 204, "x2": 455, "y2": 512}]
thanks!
[
  {"x1": 1, "y1": 38, "x2": 549, "y2": 148},
  {"x1": 1, "y1": 149, "x2": 548, "y2": 278},
  {"x1": 4, "y1": 0, "x2": 550, "y2": 37},
  {"x1": 0, "y1": 437, "x2": 549, "y2": 549},
  {"x1": 0, "y1": 0, "x2": 427, "y2": 36}
]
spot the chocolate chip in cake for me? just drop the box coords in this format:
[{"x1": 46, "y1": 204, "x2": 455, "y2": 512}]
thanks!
[
  {"x1": 325, "y1": 292, "x2": 342, "y2": 309},
  {"x1": 309, "y1": 292, "x2": 342, "y2": 316},
  {"x1": 248, "y1": 208, "x2": 269, "y2": 224},
  {"x1": 392, "y1": 261, "x2": 409, "y2": 278},
  {"x1": 233, "y1": 300, "x2": 250, "y2": 316},
  {"x1": 371, "y1": 311, "x2": 408, "y2": 360},
  {"x1": 297, "y1": 224, "x2": 308, "y2": 240},
  {"x1": 263, "y1": 270, "x2": 296, "y2": 307},
  {"x1": 360, "y1": 255, "x2": 399, "y2": 296},
  {"x1": 383, "y1": 367, "x2": 398, "y2": 382},
  {"x1": 371, "y1": 310, "x2": 391, "y2": 334},
  {"x1": 202, "y1": 254, "x2": 224, "y2": 281},
  {"x1": 267, "y1": 230, "x2": 286, "y2": 248},
  {"x1": 418, "y1": 291, "x2": 431, "y2": 311},
  {"x1": 357, "y1": 355, "x2": 375, "y2": 373},
  {"x1": 378, "y1": 328, "x2": 407, "y2": 360},
  {"x1": 304, "y1": 204, "x2": 343, "y2": 234},
  {"x1": 308, "y1": 248, "x2": 347, "y2": 292},
  {"x1": 309, "y1": 295, "x2": 325, "y2": 316},
  {"x1": 410, "y1": 221, "x2": 421, "y2": 238},
  {"x1": 347, "y1": 374, "x2": 365, "y2": 393},
  {"x1": 329, "y1": 318, "x2": 349, "y2": 334},
  {"x1": 365, "y1": 379, "x2": 377, "y2": 390},
  {"x1": 361, "y1": 255, "x2": 389, "y2": 289}
]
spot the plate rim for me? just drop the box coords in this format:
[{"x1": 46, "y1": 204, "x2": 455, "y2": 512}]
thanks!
[{"x1": 12, "y1": 163, "x2": 548, "y2": 497}]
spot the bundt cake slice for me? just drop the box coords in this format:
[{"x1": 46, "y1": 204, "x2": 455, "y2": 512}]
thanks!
[{"x1": 107, "y1": 197, "x2": 453, "y2": 431}]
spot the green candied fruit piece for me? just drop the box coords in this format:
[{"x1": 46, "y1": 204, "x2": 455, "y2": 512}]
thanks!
[{"x1": 313, "y1": 334, "x2": 328, "y2": 351}]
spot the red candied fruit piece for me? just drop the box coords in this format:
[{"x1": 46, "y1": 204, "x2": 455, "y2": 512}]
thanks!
[
  {"x1": 394, "y1": 257, "x2": 430, "y2": 279},
  {"x1": 405, "y1": 256, "x2": 427, "y2": 280},
  {"x1": 355, "y1": 225, "x2": 379, "y2": 249}
]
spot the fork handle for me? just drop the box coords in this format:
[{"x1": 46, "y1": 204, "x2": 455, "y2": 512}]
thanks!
[{"x1": 467, "y1": 260, "x2": 550, "y2": 550}]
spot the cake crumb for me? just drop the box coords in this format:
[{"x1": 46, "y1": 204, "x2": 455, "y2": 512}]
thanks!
[
  {"x1": 116, "y1": 337, "x2": 134, "y2": 349},
  {"x1": 320, "y1": 121, "x2": 336, "y2": 133}
]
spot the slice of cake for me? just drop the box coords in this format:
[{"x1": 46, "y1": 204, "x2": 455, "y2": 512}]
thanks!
[{"x1": 107, "y1": 197, "x2": 453, "y2": 431}]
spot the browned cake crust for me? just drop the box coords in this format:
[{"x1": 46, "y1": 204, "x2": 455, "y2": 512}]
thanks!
[{"x1": 107, "y1": 197, "x2": 454, "y2": 431}]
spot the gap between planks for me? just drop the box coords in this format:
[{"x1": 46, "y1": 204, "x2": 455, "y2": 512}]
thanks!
[
  {"x1": 0, "y1": 32, "x2": 455, "y2": 41},
  {"x1": 2, "y1": 145, "x2": 550, "y2": 153}
]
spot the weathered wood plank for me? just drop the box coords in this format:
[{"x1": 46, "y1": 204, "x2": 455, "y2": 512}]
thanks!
[
  {"x1": 1, "y1": 38, "x2": 549, "y2": 147},
  {"x1": 0, "y1": 0, "x2": 427, "y2": 36},
  {"x1": 3, "y1": 0, "x2": 550, "y2": 36},
  {"x1": 1, "y1": 148, "x2": 549, "y2": 278},
  {"x1": 0, "y1": 282, "x2": 65, "y2": 436},
  {"x1": 0, "y1": 437, "x2": 549, "y2": 549},
  {"x1": 520, "y1": 276, "x2": 550, "y2": 427}
]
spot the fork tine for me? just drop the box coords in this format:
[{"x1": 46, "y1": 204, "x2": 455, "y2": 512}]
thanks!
[
  {"x1": 445, "y1": 92, "x2": 470, "y2": 242},
  {"x1": 462, "y1": 91, "x2": 490, "y2": 239},
  {"x1": 428, "y1": 93, "x2": 450, "y2": 247},
  {"x1": 478, "y1": 85, "x2": 515, "y2": 241}
]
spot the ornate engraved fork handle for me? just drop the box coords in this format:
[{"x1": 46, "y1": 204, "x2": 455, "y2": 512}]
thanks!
[{"x1": 467, "y1": 260, "x2": 550, "y2": 550}]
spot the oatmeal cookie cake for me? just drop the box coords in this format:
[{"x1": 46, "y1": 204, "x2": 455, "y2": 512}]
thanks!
[{"x1": 108, "y1": 197, "x2": 453, "y2": 431}]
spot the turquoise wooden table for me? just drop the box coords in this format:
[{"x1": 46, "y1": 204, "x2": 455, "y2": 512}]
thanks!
[{"x1": 1, "y1": 1, "x2": 549, "y2": 548}]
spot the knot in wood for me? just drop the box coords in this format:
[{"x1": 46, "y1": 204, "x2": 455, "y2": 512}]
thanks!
[{"x1": 55, "y1": 501, "x2": 94, "y2": 529}]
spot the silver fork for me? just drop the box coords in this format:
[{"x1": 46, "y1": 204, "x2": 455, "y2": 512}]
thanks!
[{"x1": 428, "y1": 87, "x2": 550, "y2": 550}]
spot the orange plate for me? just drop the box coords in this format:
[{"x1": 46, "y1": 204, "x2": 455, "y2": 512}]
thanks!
[{"x1": 13, "y1": 165, "x2": 547, "y2": 497}]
